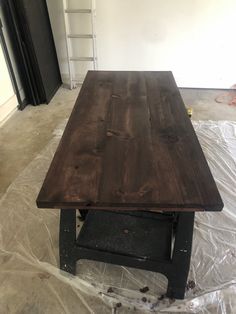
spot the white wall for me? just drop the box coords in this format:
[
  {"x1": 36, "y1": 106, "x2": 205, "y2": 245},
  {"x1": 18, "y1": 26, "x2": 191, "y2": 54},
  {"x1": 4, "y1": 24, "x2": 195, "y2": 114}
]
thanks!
[
  {"x1": 0, "y1": 45, "x2": 17, "y2": 125},
  {"x1": 0, "y1": 46, "x2": 13, "y2": 104},
  {"x1": 0, "y1": 6, "x2": 25, "y2": 102},
  {"x1": 48, "y1": 0, "x2": 236, "y2": 88},
  {"x1": 46, "y1": 0, "x2": 69, "y2": 83}
]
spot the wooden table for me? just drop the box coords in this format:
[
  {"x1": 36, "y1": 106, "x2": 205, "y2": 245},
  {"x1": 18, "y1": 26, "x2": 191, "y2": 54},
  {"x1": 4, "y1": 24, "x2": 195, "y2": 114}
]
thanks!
[{"x1": 37, "y1": 71, "x2": 223, "y2": 299}]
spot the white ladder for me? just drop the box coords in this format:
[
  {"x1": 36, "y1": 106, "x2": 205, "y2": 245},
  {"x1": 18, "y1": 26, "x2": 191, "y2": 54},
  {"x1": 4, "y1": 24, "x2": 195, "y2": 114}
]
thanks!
[{"x1": 62, "y1": 0, "x2": 98, "y2": 89}]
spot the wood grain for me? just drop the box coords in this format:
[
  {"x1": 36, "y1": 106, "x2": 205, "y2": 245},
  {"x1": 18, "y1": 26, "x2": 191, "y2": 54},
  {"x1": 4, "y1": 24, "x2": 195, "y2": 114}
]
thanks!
[{"x1": 37, "y1": 71, "x2": 223, "y2": 211}]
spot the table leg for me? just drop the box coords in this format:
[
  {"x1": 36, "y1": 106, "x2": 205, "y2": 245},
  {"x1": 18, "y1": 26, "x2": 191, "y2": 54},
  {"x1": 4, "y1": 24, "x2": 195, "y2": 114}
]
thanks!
[
  {"x1": 79, "y1": 209, "x2": 88, "y2": 221},
  {"x1": 59, "y1": 209, "x2": 194, "y2": 299},
  {"x1": 59, "y1": 209, "x2": 77, "y2": 275},
  {"x1": 166, "y1": 212, "x2": 195, "y2": 299}
]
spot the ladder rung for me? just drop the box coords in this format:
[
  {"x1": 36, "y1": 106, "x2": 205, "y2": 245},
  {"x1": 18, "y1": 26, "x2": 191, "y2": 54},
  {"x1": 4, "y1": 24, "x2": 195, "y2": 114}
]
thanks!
[
  {"x1": 67, "y1": 34, "x2": 93, "y2": 39},
  {"x1": 70, "y1": 57, "x2": 95, "y2": 62},
  {"x1": 65, "y1": 9, "x2": 92, "y2": 14}
]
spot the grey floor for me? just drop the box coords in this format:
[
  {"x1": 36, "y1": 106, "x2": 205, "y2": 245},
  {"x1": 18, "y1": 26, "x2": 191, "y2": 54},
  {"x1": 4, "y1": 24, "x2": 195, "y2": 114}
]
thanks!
[{"x1": 0, "y1": 87, "x2": 236, "y2": 199}]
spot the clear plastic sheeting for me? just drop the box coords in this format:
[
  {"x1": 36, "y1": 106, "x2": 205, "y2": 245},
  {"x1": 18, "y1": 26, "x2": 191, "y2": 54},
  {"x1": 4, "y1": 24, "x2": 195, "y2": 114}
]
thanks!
[{"x1": 0, "y1": 120, "x2": 236, "y2": 314}]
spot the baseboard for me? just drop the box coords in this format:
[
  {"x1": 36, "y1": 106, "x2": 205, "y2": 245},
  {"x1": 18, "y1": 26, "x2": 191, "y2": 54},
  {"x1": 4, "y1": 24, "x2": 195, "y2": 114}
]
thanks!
[
  {"x1": 61, "y1": 73, "x2": 86, "y2": 89},
  {"x1": 0, "y1": 94, "x2": 18, "y2": 127}
]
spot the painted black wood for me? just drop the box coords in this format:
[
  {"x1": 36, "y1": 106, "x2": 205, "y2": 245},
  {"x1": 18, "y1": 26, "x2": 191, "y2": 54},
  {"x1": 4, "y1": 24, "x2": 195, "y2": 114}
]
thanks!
[
  {"x1": 59, "y1": 209, "x2": 77, "y2": 274},
  {"x1": 78, "y1": 209, "x2": 88, "y2": 221},
  {"x1": 59, "y1": 209, "x2": 194, "y2": 299},
  {"x1": 166, "y1": 212, "x2": 194, "y2": 298}
]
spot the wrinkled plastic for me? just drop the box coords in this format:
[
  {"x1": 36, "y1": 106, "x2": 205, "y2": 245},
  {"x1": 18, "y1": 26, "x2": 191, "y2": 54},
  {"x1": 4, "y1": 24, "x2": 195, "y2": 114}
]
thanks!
[{"x1": 0, "y1": 120, "x2": 235, "y2": 313}]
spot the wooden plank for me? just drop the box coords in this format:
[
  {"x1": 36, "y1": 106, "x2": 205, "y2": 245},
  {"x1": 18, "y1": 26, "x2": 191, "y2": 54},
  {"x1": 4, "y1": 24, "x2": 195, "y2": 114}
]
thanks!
[
  {"x1": 98, "y1": 72, "x2": 159, "y2": 205},
  {"x1": 37, "y1": 71, "x2": 223, "y2": 211},
  {"x1": 145, "y1": 72, "x2": 222, "y2": 210},
  {"x1": 37, "y1": 71, "x2": 113, "y2": 206}
]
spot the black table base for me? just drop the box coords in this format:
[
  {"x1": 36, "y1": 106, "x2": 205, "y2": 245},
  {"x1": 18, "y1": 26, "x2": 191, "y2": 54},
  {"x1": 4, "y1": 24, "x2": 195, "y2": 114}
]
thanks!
[{"x1": 59, "y1": 209, "x2": 194, "y2": 299}]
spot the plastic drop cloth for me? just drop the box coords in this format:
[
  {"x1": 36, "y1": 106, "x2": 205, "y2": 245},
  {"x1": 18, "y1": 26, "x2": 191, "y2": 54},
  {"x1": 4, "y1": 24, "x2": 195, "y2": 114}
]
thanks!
[{"x1": 0, "y1": 120, "x2": 236, "y2": 314}]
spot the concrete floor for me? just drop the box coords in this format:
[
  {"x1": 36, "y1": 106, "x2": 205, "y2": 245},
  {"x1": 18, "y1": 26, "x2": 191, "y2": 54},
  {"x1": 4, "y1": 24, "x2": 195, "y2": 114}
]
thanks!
[{"x1": 0, "y1": 87, "x2": 236, "y2": 199}]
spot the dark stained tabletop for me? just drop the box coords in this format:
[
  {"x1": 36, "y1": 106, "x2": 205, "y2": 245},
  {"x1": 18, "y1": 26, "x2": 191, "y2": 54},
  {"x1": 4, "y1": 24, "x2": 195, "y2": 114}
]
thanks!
[{"x1": 37, "y1": 71, "x2": 223, "y2": 211}]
